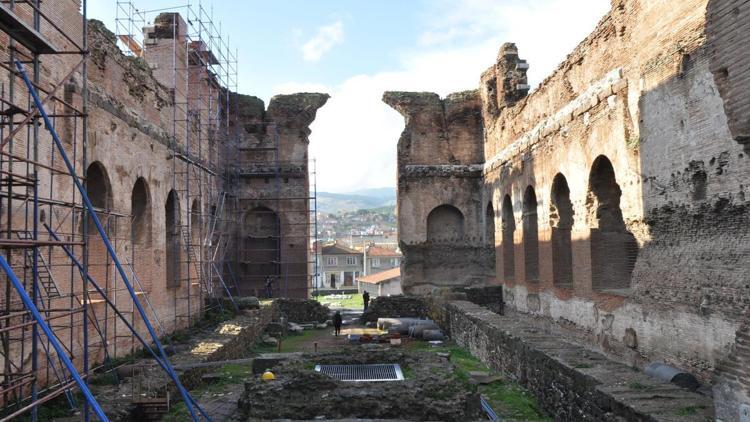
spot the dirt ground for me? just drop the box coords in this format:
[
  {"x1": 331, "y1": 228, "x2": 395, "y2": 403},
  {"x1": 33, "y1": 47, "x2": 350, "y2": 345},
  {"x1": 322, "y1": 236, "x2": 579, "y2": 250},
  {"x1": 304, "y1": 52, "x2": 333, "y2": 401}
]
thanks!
[{"x1": 167, "y1": 310, "x2": 371, "y2": 421}]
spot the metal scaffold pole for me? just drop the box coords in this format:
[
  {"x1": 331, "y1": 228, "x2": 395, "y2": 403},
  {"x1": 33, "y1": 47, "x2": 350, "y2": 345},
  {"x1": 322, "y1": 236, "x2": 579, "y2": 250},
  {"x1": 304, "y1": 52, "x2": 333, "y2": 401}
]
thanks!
[{"x1": 14, "y1": 59, "x2": 210, "y2": 422}]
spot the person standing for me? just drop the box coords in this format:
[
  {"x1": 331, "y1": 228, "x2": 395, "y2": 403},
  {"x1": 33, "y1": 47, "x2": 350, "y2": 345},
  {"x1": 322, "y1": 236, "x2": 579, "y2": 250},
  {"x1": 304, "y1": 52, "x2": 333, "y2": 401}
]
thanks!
[
  {"x1": 362, "y1": 291, "x2": 370, "y2": 311},
  {"x1": 333, "y1": 311, "x2": 342, "y2": 336},
  {"x1": 264, "y1": 275, "x2": 274, "y2": 298}
]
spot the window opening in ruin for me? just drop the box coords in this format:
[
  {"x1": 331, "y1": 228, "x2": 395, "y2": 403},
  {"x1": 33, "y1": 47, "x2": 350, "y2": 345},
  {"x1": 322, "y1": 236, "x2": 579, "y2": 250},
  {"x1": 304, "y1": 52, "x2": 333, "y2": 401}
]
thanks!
[
  {"x1": 501, "y1": 195, "x2": 515, "y2": 281},
  {"x1": 486, "y1": 200, "x2": 497, "y2": 273},
  {"x1": 85, "y1": 162, "x2": 114, "y2": 288},
  {"x1": 691, "y1": 170, "x2": 707, "y2": 201},
  {"x1": 550, "y1": 173, "x2": 574, "y2": 288},
  {"x1": 426, "y1": 204, "x2": 464, "y2": 243},
  {"x1": 523, "y1": 186, "x2": 539, "y2": 282},
  {"x1": 242, "y1": 207, "x2": 280, "y2": 295},
  {"x1": 165, "y1": 189, "x2": 181, "y2": 288},
  {"x1": 131, "y1": 177, "x2": 152, "y2": 247},
  {"x1": 485, "y1": 77, "x2": 499, "y2": 116},
  {"x1": 83, "y1": 162, "x2": 113, "y2": 233},
  {"x1": 587, "y1": 155, "x2": 638, "y2": 292},
  {"x1": 486, "y1": 201, "x2": 495, "y2": 247}
]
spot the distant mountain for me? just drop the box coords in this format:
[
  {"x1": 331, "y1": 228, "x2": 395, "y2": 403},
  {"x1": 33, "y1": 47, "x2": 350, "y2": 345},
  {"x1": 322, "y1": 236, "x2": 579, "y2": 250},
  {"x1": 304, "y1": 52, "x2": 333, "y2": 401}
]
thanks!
[
  {"x1": 345, "y1": 187, "x2": 396, "y2": 200},
  {"x1": 317, "y1": 187, "x2": 396, "y2": 214}
]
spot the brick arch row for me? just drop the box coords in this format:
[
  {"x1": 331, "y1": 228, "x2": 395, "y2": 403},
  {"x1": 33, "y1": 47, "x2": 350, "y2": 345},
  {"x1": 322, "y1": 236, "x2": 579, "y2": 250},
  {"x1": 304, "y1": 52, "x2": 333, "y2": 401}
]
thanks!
[
  {"x1": 489, "y1": 155, "x2": 638, "y2": 292},
  {"x1": 84, "y1": 161, "x2": 202, "y2": 291}
]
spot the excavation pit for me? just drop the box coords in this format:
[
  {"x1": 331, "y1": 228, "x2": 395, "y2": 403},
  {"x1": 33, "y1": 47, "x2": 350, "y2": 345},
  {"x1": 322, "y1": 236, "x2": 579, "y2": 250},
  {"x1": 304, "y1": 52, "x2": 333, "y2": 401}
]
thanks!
[{"x1": 238, "y1": 347, "x2": 485, "y2": 421}]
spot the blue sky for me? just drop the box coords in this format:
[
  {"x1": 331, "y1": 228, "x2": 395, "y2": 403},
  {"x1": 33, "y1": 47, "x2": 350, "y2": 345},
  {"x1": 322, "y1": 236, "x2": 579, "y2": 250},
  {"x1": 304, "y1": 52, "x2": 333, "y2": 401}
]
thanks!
[{"x1": 89, "y1": 0, "x2": 610, "y2": 193}]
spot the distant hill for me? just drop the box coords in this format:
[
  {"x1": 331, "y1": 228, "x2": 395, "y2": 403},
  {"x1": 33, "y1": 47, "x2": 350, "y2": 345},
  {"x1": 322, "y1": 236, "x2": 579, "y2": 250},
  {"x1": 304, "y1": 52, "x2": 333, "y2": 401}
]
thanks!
[{"x1": 317, "y1": 187, "x2": 396, "y2": 214}]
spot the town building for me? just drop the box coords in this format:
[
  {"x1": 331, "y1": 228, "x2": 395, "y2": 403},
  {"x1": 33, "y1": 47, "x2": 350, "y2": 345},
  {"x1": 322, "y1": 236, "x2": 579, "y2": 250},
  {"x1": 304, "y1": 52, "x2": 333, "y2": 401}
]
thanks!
[
  {"x1": 318, "y1": 242, "x2": 363, "y2": 292},
  {"x1": 363, "y1": 244, "x2": 401, "y2": 275},
  {"x1": 357, "y1": 267, "x2": 402, "y2": 297}
]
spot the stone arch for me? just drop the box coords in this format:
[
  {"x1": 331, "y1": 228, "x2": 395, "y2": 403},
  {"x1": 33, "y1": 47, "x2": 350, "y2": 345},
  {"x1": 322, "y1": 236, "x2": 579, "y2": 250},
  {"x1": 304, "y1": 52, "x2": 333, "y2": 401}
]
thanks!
[
  {"x1": 426, "y1": 204, "x2": 464, "y2": 243},
  {"x1": 165, "y1": 189, "x2": 181, "y2": 288},
  {"x1": 131, "y1": 177, "x2": 152, "y2": 246},
  {"x1": 587, "y1": 155, "x2": 638, "y2": 291},
  {"x1": 522, "y1": 186, "x2": 539, "y2": 282},
  {"x1": 485, "y1": 201, "x2": 495, "y2": 246},
  {"x1": 242, "y1": 207, "x2": 281, "y2": 293},
  {"x1": 82, "y1": 161, "x2": 113, "y2": 234},
  {"x1": 485, "y1": 200, "x2": 497, "y2": 276},
  {"x1": 85, "y1": 162, "x2": 114, "y2": 285},
  {"x1": 86, "y1": 161, "x2": 113, "y2": 210},
  {"x1": 550, "y1": 173, "x2": 574, "y2": 287},
  {"x1": 501, "y1": 194, "x2": 515, "y2": 281}
]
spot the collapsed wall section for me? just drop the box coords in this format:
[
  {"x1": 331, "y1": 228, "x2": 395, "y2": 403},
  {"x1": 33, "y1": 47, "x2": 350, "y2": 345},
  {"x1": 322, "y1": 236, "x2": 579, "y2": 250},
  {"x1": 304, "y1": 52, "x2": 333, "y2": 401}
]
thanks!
[
  {"x1": 383, "y1": 91, "x2": 493, "y2": 294},
  {"x1": 228, "y1": 92, "x2": 328, "y2": 298}
]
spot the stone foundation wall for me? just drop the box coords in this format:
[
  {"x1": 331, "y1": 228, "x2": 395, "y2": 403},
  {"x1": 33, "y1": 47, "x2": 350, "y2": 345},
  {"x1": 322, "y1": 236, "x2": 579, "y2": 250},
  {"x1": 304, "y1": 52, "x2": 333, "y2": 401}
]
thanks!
[
  {"x1": 181, "y1": 306, "x2": 276, "y2": 390},
  {"x1": 438, "y1": 300, "x2": 714, "y2": 421},
  {"x1": 273, "y1": 298, "x2": 330, "y2": 323},
  {"x1": 360, "y1": 295, "x2": 430, "y2": 323}
]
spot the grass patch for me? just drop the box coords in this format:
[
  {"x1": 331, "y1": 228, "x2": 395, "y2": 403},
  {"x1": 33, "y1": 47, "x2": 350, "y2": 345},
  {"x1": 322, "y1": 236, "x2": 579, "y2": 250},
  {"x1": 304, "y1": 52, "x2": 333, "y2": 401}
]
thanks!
[
  {"x1": 202, "y1": 363, "x2": 253, "y2": 393},
  {"x1": 480, "y1": 382, "x2": 552, "y2": 421},
  {"x1": 406, "y1": 341, "x2": 550, "y2": 421},
  {"x1": 164, "y1": 363, "x2": 254, "y2": 420},
  {"x1": 88, "y1": 372, "x2": 120, "y2": 386},
  {"x1": 628, "y1": 381, "x2": 653, "y2": 391},
  {"x1": 675, "y1": 405, "x2": 706, "y2": 416},
  {"x1": 402, "y1": 365, "x2": 415, "y2": 379},
  {"x1": 253, "y1": 328, "x2": 331, "y2": 354},
  {"x1": 16, "y1": 392, "x2": 82, "y2": 421},
  {"x1": 314, "y1": 294, "x2": 364, "y2": 309},
  {"x1": 163, "y1": 402, "x2": 190, "y2": 422}
]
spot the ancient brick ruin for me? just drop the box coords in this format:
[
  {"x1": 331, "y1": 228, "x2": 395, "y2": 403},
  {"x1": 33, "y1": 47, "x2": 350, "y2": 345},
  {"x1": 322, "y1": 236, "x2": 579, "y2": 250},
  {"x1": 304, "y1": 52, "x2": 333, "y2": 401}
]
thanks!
[
  {"x1": 387, "y1": 0, "x2": 750, "y2": 419},
  {"x1": 0, "y1": 1, "x2": 325, "y2": 416},
  {"x1": 0, "y1": 0, "x2": 748, "y2": 419}
]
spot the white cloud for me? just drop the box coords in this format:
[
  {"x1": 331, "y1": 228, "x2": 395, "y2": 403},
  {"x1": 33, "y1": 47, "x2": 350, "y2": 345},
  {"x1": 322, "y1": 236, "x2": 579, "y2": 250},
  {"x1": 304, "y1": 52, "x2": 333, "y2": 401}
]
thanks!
[
  {"x1": 276, "y1": 0, "x2": 610, "y2": 193},
  {"x1": 301, "y1": 21, "x2": 344, "y2": 62},
  {"x1": 418, "y1": 0, "x2": 611, "y2": 88}
]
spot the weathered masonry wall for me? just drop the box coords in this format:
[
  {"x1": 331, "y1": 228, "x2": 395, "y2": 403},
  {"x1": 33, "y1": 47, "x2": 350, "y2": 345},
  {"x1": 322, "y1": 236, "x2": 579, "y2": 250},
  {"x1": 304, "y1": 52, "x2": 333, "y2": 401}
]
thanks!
[
  {"x1": 0, "y1": 2, "x2": 327, "y2": 405},
  {"x1": 228, "y1": 92, "x2": 328, "y2": 298},
  {"x1": 383, "y1": 91, "x2": 494, "y2": 295},
  {"x1": 436, "y1": 301, "x2": 714, "y2": 422},
  {"x1": 86, "y1": 20, "x2": 199, "y2": 337},
  {"x1": 707, "y1": 0, "x2": 750, "y2": 144},
  {"x1": 388, "y1": 0, "x2": 750, "y2": 419}
]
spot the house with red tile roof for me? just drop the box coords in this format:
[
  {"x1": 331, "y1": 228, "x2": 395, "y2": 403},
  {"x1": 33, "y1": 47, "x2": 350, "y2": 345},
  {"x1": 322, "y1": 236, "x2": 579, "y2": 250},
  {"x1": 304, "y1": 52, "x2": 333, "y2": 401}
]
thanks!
[
  {"x1": 357, "y1": 267, "x2": 402, "y2": 297},
  {"x1": 313, "y1": 242, "x2": 363, "y2": 293},
  {"x1": 364, "y1": 244, "x2": 401, "y2": 276}
]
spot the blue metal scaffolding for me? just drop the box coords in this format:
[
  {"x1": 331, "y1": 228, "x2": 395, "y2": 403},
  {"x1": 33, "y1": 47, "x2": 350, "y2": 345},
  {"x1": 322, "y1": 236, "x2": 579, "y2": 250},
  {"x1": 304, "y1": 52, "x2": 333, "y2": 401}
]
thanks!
[
  {"x1": 14, "y1": 59, "x2": 210, "y2": 421},
  {"x1": 0, "y1": 2, "x2": 240, "y2": 420}
]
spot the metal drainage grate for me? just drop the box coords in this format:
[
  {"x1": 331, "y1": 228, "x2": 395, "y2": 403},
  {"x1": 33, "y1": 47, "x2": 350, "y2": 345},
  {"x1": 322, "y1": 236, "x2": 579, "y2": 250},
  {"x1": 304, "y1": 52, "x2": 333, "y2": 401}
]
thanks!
[{"x1": 314, "y1": 364, "x2": 404, "y2": 382}]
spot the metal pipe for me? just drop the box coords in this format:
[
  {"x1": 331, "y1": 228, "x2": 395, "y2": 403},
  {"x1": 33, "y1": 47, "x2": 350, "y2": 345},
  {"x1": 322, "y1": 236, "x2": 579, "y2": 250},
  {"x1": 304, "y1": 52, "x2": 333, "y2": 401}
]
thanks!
[{"x1": 0, "y1": 253, "x2": 107, "y2": 420}]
